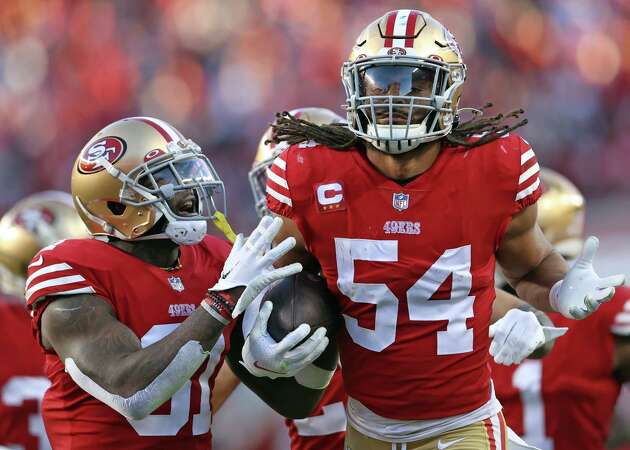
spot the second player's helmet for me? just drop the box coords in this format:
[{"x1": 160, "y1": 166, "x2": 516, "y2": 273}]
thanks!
[
  {"x1": 0, "y1": 191, "x2": 87, "y2": 297},
  {"x1": 538, "y1": 168, "x2": 585, "y2": 259},
  {"x1": 249, "y1": 107, "x2": 345, "y2": 217},
  {"x1": 342, "y1": 10, "x2": 466, "y2": 154},
  {"x1": 72, "y1": 117, "x2": 225, "y2": 245}
]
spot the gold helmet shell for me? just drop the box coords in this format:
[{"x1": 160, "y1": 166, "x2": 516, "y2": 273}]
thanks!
[
  {"x1": 71, "y1": 116, "x2": 225, "y2": 244},
  {"x1": 342, "y1": 10, "x2": 466, "y2": 153},
  {"x1": 0, "y1": 191, "x2": 87, "y2": 297},
  {"x1": 538, "y1": 168, "x2": 585, "y2": 259},
  {"x1": 249, "y1": 107, "x2": 345, "y2": 218}
]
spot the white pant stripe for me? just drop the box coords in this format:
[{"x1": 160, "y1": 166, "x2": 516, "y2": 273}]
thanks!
[{"x1": 490, "y1": 413, "x2": 504, "y2": 450}]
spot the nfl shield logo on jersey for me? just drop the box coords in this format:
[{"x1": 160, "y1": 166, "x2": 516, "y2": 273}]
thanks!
[
  {"x1": 392, "y1": 193, "x2": 410, "y2": 211},
  {"x1": 168, "y1": 276, "x2": 185, "y2": 292}
]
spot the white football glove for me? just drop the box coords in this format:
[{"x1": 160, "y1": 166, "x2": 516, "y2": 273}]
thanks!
[
  {"x1": 242, "y1": 301, "x2": 329, "y2": 379},
  {"x1": 209, "y1": 216, "x2": 302, "y2": 318},
  {"x1": 550, "y1": 236, "x2": 626, "y2": 319},
  {"x1": 489, "y1": 309, "x2": 567, "y2": 365}
]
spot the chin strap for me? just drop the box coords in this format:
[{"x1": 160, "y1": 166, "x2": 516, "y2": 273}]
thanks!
[{"x1": 133, "y1": 220, "x2": 207, "y2": 246}]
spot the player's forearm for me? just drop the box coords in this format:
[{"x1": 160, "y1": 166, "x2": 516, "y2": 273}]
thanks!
[
  {"x1": 44, "y1": 295, "x2": 226, "y2": 399},
  {"x1": 509, "y1": 250, "x2": 568, "y2": 312},
  {"x1": 107, "y1": 307, "x2": 225, "y2": 396},
  {"x1": 95, "y1": 287, "x2": 246, "y2": 397}
]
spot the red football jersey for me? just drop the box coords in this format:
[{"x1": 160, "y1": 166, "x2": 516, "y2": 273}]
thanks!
[
  {"x1": 286, "y1": 368, "x2": 347, "y2": 450},
  {"x1": 0, "y1": 297, "x2": 51, "y2": 450},
  {"x1": 266, "y1": 134, "x2": 542, "y2": 420},
  {"x1": 491, "y1": 286, "x2": 630, "y2": 450},
  {"x1": 25, "y1": 236, "x2": 233, "y2": 450}
]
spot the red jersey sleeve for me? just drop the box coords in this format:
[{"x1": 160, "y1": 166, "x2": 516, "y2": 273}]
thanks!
[
  {"x1": 265, "y1": 151, "x2": 294, "y2": 218},
  {"x1": 25, "y1": 249, "x2": 107, "y2": 308},
  {"x1": 24, "y1": 241, "x2": 113, "y2": 345},
  {"x1": 512, "y1": 135, "x2": 543, "y2": 212}
]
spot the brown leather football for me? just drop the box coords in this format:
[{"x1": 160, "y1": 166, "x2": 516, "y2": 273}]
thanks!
[{"x1": 262, "y1": 271, "x2": 340, "y2": 371}]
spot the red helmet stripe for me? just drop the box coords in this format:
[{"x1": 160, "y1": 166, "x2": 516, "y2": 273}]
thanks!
[
  {"x1": 383, "y1": 11, "x2": 398, "y2": 47},
  {"x1": 404, "y1": 11, "x2": 419, "y2": 47}
]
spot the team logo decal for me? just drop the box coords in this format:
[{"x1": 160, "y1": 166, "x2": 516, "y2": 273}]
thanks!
[
  {"x1": 78, "y1": 136, "x2": 127, "y2": 174},
  {"x1": 387, "y1": 47, "x2": 406, "y2": 56},
  {"x1": 392, "y1": 192, "x2": 410, "y2": 211},
  {"x1": 383, "y1": 220, "x2": 420, "y2": 235},
  {"x1": 168, "y1": 276, "x2": 185, "y2": 292},
  {"x1": 168, "y1": 303, "x2": 195, "y2": 317},
  {"x1": 15, "y1": 207, "x2": 55, "y2": 232},
  {"x1": 143, "y1": 148, "x2": 166, "y2": 162}
]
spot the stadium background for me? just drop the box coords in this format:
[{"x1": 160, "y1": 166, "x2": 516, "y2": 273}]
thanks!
[{"x1": 0, "y1": 0, "x2": 628, "y2": 448}]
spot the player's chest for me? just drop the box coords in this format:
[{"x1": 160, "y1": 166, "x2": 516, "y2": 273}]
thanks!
[
  {"x1": 108, "y1": 270, "x2": 212, "y2": 336},
  {"x1": 303, "y1": 172, "x2": 503, "y2": 297},
  {"x1": 306, "y1": 174, "x2": 500, "y2": 253}
]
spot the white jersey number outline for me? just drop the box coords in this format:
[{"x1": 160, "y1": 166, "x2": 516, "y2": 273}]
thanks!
[
  {"x1": 2, "y1": 376, "x2": 52, "y2": 450},
  {"x1": 335, "y1": 238, "x2": 474, "y2": 354},
  {"x1": 127, "y1": 324, "x2": 224, "y2": 436}
]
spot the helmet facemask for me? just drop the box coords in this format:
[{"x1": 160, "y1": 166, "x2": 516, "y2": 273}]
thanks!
[
  {"x1": 342, "y1": 55, "x2": 465, "y2": 154},
  {"x1": 248, "y1": 142, "x2": 289, "y2": 218},
  {"x1": 97, "y1": 140, "x2": 226, "y2": 245}
]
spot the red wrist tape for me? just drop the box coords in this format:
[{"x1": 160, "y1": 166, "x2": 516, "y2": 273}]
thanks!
[{"x1": 201, "y1": 291, "x2": 237, "y2": 325}]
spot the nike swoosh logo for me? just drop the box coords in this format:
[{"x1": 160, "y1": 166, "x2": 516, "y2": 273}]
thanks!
[
  {"x1": 437, "y1": 437, "x2": 466, "y2": 450},
  {"x1": 253, "y1": 361, "x2": 284, "y2": 375},
  {"x1": 221, "y1": 269, "x2": 232, "y2": 280}
]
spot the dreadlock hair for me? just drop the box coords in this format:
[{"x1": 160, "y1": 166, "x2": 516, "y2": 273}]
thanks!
[{"x1": 269, "y1": 103, "x2": 528, "y2": 150}]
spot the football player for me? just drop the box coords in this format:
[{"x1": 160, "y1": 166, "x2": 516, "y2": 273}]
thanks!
[
  {"x1": 248, "y1": 107, "x2": 349, "y2": 450},
  {"x1": 233, "y1": 107, "x2": 565, "y2": 450},
  {"x1": 254, "y1": 10, "x2": 624, "y2": 450},
  {"x1": 0, "y1": 191, "x2": 87, "y2": 450},
  {"x1": 22, "y1": 116, "x2": 319, "y2": 449},
  {"x1": 491, "y1": 169, "x2": 630, "y2": 450}
]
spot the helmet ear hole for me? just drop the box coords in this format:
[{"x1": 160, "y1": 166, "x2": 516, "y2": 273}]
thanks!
[{"x1": 107, "y1": 201, "x2": 126, "y2": 216}]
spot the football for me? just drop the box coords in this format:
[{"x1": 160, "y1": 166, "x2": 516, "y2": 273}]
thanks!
[{"x1": 262, "y1": 271, "x2": 341, "y2": 370}]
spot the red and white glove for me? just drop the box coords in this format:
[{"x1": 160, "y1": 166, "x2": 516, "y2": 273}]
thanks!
[{"x1": 550, "y1": 236, "x2": 626, "y2": 319}]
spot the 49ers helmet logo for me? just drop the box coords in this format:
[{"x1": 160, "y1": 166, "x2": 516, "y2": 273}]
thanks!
[{"x1": 78, "y1": 136, "x2": 127, "y2": 174}]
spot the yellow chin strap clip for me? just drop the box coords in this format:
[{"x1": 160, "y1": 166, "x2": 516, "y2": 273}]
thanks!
[{"x1": 211, "y1": 211, "x2": 237, "y2": 244}]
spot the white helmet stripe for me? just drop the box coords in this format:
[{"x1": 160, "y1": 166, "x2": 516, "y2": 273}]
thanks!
[{"x1": 392, "y1": 9, "x2": 412, "y2": 47}]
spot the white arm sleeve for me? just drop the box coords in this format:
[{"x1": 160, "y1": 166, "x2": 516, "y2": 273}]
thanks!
[{"x1": 65, "y1": 340, "x2": 208, "y2": 420}]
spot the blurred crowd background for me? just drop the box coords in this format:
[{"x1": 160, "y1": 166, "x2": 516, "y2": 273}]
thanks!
[{"x1": 0, "y1": 0, "x2": 628, "y2": 448}]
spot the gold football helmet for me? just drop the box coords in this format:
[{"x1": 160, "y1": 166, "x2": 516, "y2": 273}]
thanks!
[
  {"x1": 538, "y1": 168, "x2": 585, "y2": 259},
  {"x1": 342, "y1": 10, "x2": 466, "y2": 154},
  {"x1": 249, "y1": 107, "x2": 345, "y2": 217},
  {"x1": 0, "y1": 191, "x2": 87, "y2": 297},
  {"x1": 72, "y1": 116, "x2": 227, "y2": 245}
]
